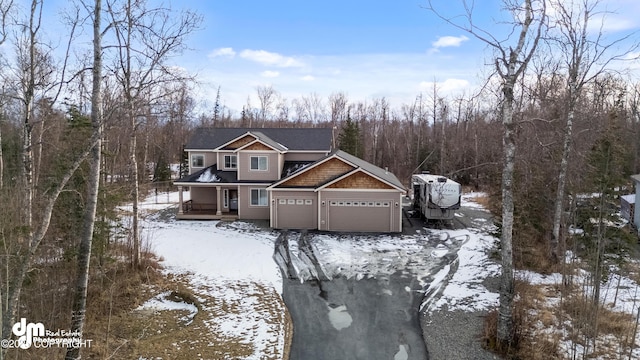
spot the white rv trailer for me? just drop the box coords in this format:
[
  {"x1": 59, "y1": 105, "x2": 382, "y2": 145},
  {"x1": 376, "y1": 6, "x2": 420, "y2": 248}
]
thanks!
[{"x1": 412, "y1": 173, "x2": 462, "y2": 220}]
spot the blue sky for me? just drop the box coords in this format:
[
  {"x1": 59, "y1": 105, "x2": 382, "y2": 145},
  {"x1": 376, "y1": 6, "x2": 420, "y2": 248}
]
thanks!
[
  {"x1": 23, "y1": 0, "x2": 640, "y2": 114},
  {"x1": 175, "y1": 0, "x2": 508, "y2": 113}
]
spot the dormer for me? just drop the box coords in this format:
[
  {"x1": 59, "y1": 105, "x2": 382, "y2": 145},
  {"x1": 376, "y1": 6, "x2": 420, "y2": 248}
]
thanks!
[{"x1": 225, "y1": 132, "x2": 287, "y2": 182}]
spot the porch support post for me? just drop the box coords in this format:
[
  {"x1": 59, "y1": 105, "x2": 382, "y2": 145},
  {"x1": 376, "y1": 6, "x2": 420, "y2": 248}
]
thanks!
[
  {"x1": 178, "y1": 186, "x2": 184, "y2": 215},
  {"x1": 216, "y1": 186, "x2": 222, "y2": 216}
]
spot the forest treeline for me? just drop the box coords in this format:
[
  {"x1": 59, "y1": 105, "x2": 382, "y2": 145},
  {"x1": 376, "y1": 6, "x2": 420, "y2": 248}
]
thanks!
[{"x1": 0, "y1": 0, "x2": 639, "y2": 358}]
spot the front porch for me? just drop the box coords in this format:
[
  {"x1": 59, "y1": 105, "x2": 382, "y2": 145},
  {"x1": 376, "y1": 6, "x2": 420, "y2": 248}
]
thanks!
[
  {"x1": 177, "y1": 202, "x2": 239, "y2": 220},
  {"x1": 176, "y1": 185, "x2": 239, "y2": 220}
]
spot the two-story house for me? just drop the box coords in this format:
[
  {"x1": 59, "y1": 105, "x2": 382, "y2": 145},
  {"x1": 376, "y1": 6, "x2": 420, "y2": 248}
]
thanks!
[{"x1": 174, "y1": 127, "x2": 406, "y2": 233}]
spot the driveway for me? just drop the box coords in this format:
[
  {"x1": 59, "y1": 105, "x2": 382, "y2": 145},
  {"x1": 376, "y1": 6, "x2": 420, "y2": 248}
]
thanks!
[{"x1": 275, "y1": 204, "x2": 486, "y2": 360}]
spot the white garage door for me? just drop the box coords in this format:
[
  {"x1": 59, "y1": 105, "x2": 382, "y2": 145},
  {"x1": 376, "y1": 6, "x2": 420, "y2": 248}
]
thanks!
[{"x1": 327, "y1": 199, "x2": 392, "y2": 232}]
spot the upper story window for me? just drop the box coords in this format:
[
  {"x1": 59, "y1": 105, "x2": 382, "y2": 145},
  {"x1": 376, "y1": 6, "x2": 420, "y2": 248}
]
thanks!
[
  {"x1": 191, "y1": 154, "x2": 204, "y2": 168},
  {"x1": 224, "y1": 155, "x2": 237, "y2": 169},
  {"x1": 250, "y1": 156, "x2": 268, "y2": 171}
]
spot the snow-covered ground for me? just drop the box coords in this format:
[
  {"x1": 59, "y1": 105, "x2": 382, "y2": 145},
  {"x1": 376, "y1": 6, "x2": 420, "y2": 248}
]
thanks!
[
  {"x1": 132, "y1": 191, "x2": 286, "y2": 360},
  {"x1": 130, "y1": 190, "x2": 640, "y2": 359},
  {"x1": 519, "y1": 258, "x2": 640, "y2": 359},
  {"x1": 279, "y1": 192, "x2": 503, "y2": 314}
]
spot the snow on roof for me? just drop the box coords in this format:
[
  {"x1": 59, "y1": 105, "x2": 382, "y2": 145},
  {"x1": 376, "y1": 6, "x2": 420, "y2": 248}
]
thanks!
[
  {"x1": 196, "y1": 168, "x2": 220, "y2": 182},
  {"x1": 283, "y1": 162, "x2": 312, "y2": 178},
  {"x1": 622, "y1": 194, "x2": 636, "y2": 204}
]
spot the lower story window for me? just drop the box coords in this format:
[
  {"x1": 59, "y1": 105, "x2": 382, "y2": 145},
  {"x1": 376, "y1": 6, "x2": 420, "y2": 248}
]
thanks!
[{"x1": 250, "y1": 188, "x2": 268, "y2": 206}]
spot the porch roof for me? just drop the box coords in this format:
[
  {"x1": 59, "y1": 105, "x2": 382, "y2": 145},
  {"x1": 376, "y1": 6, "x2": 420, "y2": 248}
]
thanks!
[
  {"x1": 174, "y1": 165, "x2": 273, "y2": 185},
  {"x1": 175, "y1": 165, "x2": 235, "y2": 183}
]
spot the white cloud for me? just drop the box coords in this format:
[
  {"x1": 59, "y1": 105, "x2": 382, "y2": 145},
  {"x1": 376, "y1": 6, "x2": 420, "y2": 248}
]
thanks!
[
  {"x1": 261, "y1": 70, "x2": 280, "y2": 78},
  {"x1": 240, "y1": 49, "x2": 304, "y2": 68},
  {"x1": 624, "y1": 51, "x2": 640, "y2": 60},
  {"x1": 546, "y1": 0, "x2": 640, "y2": 34},
  {"x1": 432, "y1": 35, "x2": 469, "y2": 49},
  {"x1": 209, "y1": 47, "x2": 236, "y2": 58},
  {"x1": 589, "y1": 15, "x2": 637, "y2": 33},
  {"x1": 191, "y1": 52, "x2": 482, "y2": 113}
]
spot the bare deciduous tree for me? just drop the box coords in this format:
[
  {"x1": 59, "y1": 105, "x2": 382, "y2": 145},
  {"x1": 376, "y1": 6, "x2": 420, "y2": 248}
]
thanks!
[
  {"x1": 106, "y1": 0, "x2": 200, "y2": 268},
  {"x1": 256, "y1": 85, "x2": 276, "y2": 127},
  {"x1": 66, "y1": 0, "x2": 103, "y2": 358},
  {"x1": 548, "y1": 0, "x2": 640, "y2": 262},
  {"x1": 428, "y1": 0, "x2": 546, "y2": 346},
  {"x1": 0, "y1": 0, "x2": 13, "y2": 191}
]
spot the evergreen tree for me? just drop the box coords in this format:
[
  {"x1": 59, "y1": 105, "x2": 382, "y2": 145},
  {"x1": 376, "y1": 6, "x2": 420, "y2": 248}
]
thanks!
[
  {"x1": 179, "y1": 144, "x2": 189, "y2": 179},
  {"x1": 581, "y1": 110, "x2": 634, "y2": 308},
  {"x1": 337, "y1": 113, "x2": 363, "y2": 158},
  {"x1": 153, "y1": 154, "x2": 172, "y2": 182}
]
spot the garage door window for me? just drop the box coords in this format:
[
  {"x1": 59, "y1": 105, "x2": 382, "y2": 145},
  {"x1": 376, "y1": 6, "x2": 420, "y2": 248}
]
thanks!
[
  {"x1": 250, "y1": 189, "x2": 268, "y2": 206},
  {"x1": 329, "y1": 200, "x2": 390, "y2": 207}
]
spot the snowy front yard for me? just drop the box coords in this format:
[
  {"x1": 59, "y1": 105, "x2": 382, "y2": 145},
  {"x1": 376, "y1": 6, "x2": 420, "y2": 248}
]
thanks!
[
  {"x1": 125, "y1": 190, "x2": 640, "y2": 360},
  {"x1": 128, "y1": 192, "x2": 288, "y2": 360}
]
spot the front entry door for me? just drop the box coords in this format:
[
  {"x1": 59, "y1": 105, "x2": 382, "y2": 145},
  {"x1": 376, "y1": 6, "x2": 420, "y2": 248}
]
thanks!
[{"x1": 229, "y1": 190, "x2": 238, "y2": 211}]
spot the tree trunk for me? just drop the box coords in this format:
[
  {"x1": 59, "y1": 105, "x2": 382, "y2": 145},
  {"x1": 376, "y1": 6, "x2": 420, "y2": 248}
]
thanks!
[
  {"x1": 2, "y1": 139, "x2": 95, "y2": 343},
  {"x1": 4, "y1": 0, "x2": 37, "y2": 341},
  {"x1": 121, "y1": 0, "x2": 140, "y2": 269},
  {"x1": 130, "y1": 108, "x2": 140, "y2": 268},
  {"x1": 65, "y1": 0, "x2": 102, "y2": 357},
  {"x1": 497, "y1": 77, "x2": 517, "y2": 345},
  {"x1": 0, "y1": 115, "x2": 3, "y2": 189},
  {"x1": 551, "y1": 97, "x2": 575, "y2": 262},
  {"x1": 33, "y1": 115, "x2": 44, "y2": 187}
]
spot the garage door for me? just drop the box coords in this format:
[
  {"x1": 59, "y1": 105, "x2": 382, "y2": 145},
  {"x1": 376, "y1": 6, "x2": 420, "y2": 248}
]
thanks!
[
  {"x1": 274, "y1": 197, "x2": 316, "y2": 230},
  {"x1": 327, "y1": 199, "x2": 392, "y2": 232}
]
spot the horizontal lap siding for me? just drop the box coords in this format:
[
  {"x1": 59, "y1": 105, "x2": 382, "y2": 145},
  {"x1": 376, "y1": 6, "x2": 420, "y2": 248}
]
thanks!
[
  {"x1": 284, "y1": 152, "x2": 328, "y2": 161},
  {"x1": 189, "y1": 152, "x2": 217, "y2": 174},
  {"x1": 238, "y1": 152, "x2": 280, "y2": 181},
  {"x1": 238, "y1": 185, "x2": 270, "y2": 220},
  {"x1": 190, "y1": 187, "x2": 216, "y2": 207}
]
